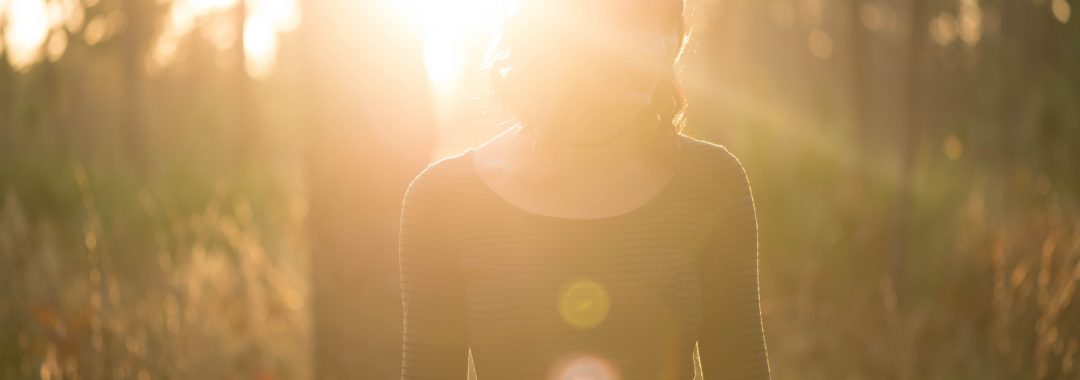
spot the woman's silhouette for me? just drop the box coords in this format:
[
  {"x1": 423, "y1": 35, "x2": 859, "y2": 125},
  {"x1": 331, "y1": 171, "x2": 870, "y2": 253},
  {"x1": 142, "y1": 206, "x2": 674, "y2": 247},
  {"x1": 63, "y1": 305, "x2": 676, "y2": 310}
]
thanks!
[{"x1": 398, "y1": 0, "x2": 772, "y2": 378}]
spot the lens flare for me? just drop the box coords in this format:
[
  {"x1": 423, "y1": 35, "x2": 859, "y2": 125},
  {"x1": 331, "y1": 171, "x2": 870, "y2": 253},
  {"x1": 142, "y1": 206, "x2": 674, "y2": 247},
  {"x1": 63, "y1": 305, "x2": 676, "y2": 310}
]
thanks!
[
  {"x1": 548, "y1": 353, "x2": 622, "y2": 380},
  {"x1": 557, "y1": 278, "x2": 610, "y2": 330}
]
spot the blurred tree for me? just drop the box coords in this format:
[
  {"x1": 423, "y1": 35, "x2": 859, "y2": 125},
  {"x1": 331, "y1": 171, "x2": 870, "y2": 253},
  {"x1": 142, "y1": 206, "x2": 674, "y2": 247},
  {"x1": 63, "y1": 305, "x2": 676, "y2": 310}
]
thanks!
[{"x1": 299, "y1": 0, "x2": 438, "y2": 378}]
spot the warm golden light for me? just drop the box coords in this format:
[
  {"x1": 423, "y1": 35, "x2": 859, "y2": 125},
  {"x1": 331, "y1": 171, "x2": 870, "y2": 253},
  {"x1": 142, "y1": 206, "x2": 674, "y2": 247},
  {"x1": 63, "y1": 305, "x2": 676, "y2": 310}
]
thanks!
[
  {"x1": 958, "y1": 0, "x2": 982, "y2": 46},
  {"x1": 422, "y1": 33, "x2": 468, "y2": 95},
  {"x1": 943, "y1": 134, "x2": 963, "y2": 162},
  {"x1": 248, "y1": 0, "x2": 300, "y2": 33},
  {"x1": 5, "y1": 0, "x2": 49, "y2": 71},
  {"x1": 244, "y1": 13, "x2": 277, "y2": 79},
  {"x1": 146, "y1": 0, "x2": 299, "y2": 78},
  {"x1": 64, "y1": 0, "x2": 85, "y2": 32},
  {"x1": 808, "y1": 29, "x2": 833, "y2": 60},
  {"x1": 929, "y1": 13, "x2": 957, "y2": 47},
  {"x1": 557, "y1": 278, "x2": 611, "y2": 330},
  {"x1": 395, "y1": 0, "x2": 505, "y2": 95},
  {"x1": 769, "y1": 0, "x2": 796, "y2": 28},
  {"x1": 81, "y1": 15, "x2": 110, "y2": 46},
  {"x1": 859, "y1": 3, "x2": 896, "y2": 32},
  {"x1": 547, "y1": 353, "x2": 622, "y2": 380},
  {"x1": 1052, "y1": 0, "x2": 1071, "y2": 24},
  {"x1": 45, "y1": 30, "x2": 66, "y2": 62}
]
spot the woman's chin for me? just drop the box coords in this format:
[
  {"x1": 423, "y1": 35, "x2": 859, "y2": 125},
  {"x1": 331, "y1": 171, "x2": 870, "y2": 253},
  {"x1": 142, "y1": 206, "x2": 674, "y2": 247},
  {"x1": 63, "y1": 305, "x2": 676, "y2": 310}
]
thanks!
[{"x1": 602, "y1": 91, "x2": 653, "y2": 112}]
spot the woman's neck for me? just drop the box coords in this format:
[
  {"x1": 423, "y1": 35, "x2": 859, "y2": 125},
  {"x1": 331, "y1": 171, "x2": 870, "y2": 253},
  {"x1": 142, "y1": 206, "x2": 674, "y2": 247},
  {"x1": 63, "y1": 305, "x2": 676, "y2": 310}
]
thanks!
[{"x1": 514, "y1": 115, "x2": 654, "y2": 178}]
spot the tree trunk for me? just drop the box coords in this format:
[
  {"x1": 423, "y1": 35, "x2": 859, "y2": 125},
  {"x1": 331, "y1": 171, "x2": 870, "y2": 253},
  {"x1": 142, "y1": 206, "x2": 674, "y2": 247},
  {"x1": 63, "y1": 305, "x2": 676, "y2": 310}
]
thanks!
[{"x1": 300, "y1": 1, "x2": 438, "y2": 378}]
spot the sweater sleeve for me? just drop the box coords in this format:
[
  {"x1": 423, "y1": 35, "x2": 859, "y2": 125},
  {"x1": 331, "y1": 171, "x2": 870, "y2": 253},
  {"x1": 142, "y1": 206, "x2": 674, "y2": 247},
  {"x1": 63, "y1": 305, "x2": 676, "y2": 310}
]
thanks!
[
  {"x1": 398, "y1": 168, "x2": 470, "y2": 379},
  {"x1": 697, "y1": 149, "x2": 772, "y2": 380}
]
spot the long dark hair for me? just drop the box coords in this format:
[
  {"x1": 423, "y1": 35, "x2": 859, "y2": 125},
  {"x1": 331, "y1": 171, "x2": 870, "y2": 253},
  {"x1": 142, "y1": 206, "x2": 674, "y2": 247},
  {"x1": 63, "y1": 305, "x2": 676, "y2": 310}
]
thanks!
[{"x1": 484, "y1": 0, "x2": 690, "y2": 165}]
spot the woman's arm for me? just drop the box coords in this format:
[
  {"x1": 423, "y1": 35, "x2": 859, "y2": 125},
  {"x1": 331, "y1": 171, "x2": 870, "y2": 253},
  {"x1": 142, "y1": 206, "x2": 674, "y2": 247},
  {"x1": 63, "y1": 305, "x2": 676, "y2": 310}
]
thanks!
[
  {"x1": 398, "y1": 168, "x2": 469, "y2": 379},
  {"x1": 697, "y1": 149, "x2": 772, "y2": 380}
]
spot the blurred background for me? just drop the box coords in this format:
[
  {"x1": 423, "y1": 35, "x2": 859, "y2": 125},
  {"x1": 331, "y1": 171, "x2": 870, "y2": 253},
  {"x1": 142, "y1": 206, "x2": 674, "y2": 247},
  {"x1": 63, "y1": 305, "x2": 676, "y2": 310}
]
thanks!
[{"x1": 1, "y1": 0, "x2": 1078, "y2": 379}]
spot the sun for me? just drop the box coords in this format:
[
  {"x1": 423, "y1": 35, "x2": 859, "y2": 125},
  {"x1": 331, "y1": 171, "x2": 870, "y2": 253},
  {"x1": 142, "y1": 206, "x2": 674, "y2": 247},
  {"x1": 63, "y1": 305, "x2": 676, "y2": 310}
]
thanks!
[{"x1": 391, "y1": 0, "x2": 509, "y2": 95}]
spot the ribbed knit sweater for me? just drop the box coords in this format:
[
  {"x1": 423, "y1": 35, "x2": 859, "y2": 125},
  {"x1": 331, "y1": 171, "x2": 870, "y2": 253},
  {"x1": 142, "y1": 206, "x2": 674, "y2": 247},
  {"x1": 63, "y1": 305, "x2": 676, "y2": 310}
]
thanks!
[{"x1": 398, "y1": 134, "x2": 771, "y2": 380}]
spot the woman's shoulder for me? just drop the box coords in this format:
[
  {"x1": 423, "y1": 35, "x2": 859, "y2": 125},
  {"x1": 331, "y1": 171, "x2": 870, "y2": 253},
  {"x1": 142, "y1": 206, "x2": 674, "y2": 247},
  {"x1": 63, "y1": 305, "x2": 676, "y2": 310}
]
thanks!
[
  {"x1": 675, "y1": 135, "x2": 757, "y2": 221},
  {"x1": 677, "y1": 133, "x2": 751, "y2": 184},
  {"x1": 405, "y1": 149, "x2": 474, "y2": 199},
  {"x1": 406, "y1": 134, "x2": 752, "y2": 199}
]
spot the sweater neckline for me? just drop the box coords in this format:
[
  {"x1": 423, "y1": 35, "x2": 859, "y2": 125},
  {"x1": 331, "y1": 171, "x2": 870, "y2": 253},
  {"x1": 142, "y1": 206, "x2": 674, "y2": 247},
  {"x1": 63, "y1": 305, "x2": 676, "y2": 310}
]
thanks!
[{"x1": 464, "y1": 135, "x2": 690, "y2": 223}]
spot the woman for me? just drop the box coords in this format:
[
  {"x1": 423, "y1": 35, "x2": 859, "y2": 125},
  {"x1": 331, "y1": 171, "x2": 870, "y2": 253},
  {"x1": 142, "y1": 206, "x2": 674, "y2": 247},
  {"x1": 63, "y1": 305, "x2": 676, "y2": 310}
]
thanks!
[{"x1": 398, "y1": 0, "x2": 772, "y2": 378}]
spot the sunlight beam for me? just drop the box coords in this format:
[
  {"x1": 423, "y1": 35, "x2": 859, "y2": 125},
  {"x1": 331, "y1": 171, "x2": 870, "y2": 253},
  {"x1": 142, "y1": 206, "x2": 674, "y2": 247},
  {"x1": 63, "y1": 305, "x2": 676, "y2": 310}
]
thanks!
[{"x1": 393, "y1": 0, "x2": 505, "y2": 96}]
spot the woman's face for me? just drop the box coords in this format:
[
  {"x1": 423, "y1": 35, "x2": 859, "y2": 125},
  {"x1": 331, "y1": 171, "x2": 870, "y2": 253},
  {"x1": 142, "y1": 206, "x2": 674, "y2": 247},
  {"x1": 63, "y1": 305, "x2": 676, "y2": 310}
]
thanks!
[
  {"x1": 517, "y1": 0, "x2": 683, "y2": 142},
  {"x1": 571, "y1": 0, "x2": 681, "y2": 105}
]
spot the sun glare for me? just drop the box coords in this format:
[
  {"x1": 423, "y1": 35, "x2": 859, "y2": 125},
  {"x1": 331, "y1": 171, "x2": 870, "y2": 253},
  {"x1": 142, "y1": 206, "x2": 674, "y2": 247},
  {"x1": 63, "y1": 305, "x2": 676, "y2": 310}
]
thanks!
[
  {"x1": 394, "y1": 0, "x2": 506, "y2": 95},
  {"x1": 244, "y1": 13, "x2": 278, "y2": 79},
  {"x1": 548, "y1": 353, "x2": 622, "y2": 380},
  {"x1": 5, "y1": 0, "x2": 50, "y2": 71},
  {"x1": 147, "y1": 0, "x2": 298, "y2": 78}
]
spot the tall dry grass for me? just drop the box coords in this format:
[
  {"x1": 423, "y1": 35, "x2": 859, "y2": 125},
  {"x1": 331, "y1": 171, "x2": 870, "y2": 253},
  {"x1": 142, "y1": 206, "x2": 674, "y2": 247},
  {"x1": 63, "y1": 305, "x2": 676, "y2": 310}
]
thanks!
[{"x1": 0, "y1": 166, "x2": 311, "y2": 380}]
